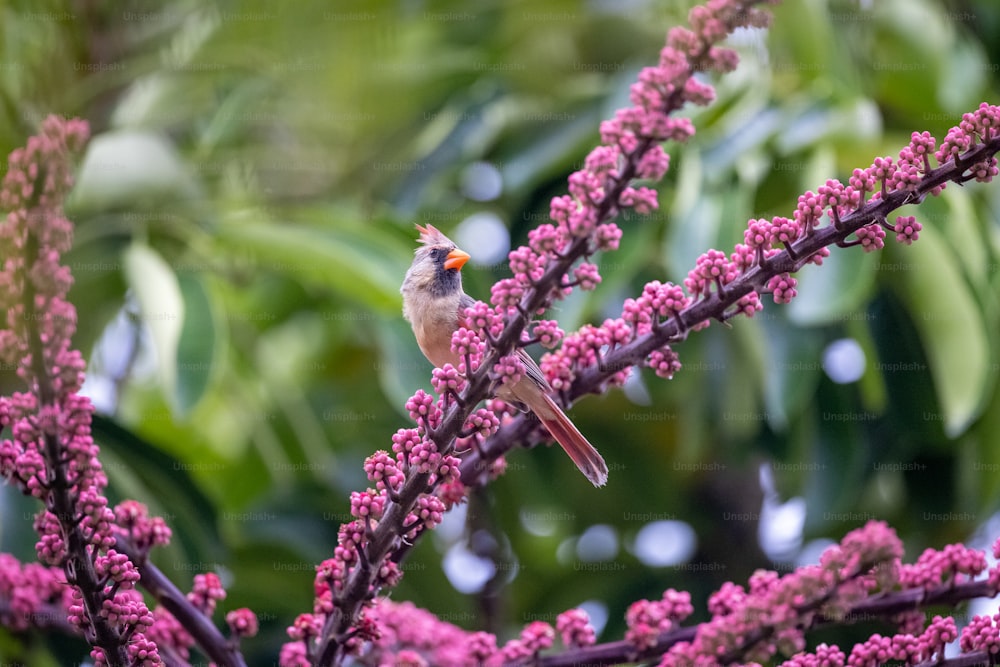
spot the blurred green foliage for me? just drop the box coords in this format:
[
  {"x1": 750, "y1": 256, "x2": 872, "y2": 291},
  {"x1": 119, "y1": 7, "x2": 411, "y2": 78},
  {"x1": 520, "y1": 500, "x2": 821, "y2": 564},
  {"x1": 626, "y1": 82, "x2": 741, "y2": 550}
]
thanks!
[{"x1": 1, "y1": 0, "x2": 1000, "y2": 663}]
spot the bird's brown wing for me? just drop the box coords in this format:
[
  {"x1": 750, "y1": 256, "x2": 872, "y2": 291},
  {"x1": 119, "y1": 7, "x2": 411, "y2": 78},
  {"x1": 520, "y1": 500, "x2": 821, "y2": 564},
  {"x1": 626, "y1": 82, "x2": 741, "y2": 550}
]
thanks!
[
  {"x1": 517, "y1": 348, "x2": 553, "y2": 393},
  {"x1": 456, "y1": 296, "x2": 607, "y2": 486}
]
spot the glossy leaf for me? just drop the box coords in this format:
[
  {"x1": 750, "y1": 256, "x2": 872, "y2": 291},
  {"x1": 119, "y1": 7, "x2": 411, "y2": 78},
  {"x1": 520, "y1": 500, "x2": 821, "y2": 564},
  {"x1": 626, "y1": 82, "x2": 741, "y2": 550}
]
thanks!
[
  {"x1": 758, "y1": 313, "x2": 826, "y2": 432},
  {"x1": 174, "y1": 273, "x2": 218, "y2": 416},
  {"x1": 92, "y1": 414, "x2": 221, "y2": 564},
  {"x1": 215, "y1": 218, "x2": 405, "y2": 312},
  {"x1": 69, "y1": 130, "x2": 198, "y2": 212},
  {"x1": 123, "y1": 243, "x2": 184, "y2": 412},
  {"x1": 788, "y1": 245, "x2": 879, "y2": 326},
  {"x1": 884, "y1": 226, "x2": 991, "y2": 437}
]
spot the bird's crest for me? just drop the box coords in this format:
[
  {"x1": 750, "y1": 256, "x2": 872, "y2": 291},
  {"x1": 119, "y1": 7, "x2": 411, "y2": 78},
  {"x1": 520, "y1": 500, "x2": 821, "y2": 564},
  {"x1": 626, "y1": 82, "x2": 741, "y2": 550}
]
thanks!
[{"x1": 415, "y1": 224, "x2": 455, "y2": 248}]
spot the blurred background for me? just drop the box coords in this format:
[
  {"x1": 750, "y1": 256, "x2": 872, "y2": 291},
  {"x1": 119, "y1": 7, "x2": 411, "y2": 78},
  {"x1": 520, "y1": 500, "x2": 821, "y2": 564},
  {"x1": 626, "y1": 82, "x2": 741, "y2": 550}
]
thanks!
[{"x1": 2, "y1": 0, "x2": 1000, "y2": 663}]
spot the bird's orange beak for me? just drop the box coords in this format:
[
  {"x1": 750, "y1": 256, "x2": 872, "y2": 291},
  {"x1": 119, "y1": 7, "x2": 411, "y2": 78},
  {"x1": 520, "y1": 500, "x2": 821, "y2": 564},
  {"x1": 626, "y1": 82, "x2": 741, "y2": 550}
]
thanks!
[{"x1": 444, "y1": 248, "x2": 471, "y2": 271}]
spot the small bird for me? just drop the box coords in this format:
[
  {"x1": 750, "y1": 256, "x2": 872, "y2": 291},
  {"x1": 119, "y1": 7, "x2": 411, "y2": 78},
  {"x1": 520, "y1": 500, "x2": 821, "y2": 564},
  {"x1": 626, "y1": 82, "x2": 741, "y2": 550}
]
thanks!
[{"x1": 401, "y1": 224, "x2": 608, "y2": 487}]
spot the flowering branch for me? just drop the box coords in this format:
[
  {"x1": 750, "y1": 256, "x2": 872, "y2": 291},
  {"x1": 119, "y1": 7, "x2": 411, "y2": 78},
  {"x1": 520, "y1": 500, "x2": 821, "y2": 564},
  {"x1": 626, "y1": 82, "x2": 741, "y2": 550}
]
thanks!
[
  {"x1": 0, "y1": 117, "x2": 258, "y2": 666},
  {"x1": 311, "y1": 522, "x2": 1000, "y2": 666},
  {"x1": 512, "y1": 602, "x2": 1000, "y2": 667},
  {"x1": 114, "y1": 538, "x2": 250, "y2": 667},
  {"x1": 288, "y1": 0, "x2": 1000, "y2": 661},
  {"x1": 461, "y1": 110, "x2": 1000, "y2": 481},
  {"x1": 0, "y1": 115, "x2": 156, "y2": 666},
  {"x1": 518, "y1": 575, "x2": 995, "y2": 667},
  {"x1": 291, "y1": 2, "x2": 776, "y2": 665}
]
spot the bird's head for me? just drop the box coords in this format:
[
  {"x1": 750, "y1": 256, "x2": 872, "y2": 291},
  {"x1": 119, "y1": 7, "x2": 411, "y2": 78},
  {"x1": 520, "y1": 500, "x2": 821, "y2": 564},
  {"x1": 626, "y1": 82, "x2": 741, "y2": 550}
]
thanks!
[{"x1": 402, "y1": 224, "x2": 471, "y2": 298}]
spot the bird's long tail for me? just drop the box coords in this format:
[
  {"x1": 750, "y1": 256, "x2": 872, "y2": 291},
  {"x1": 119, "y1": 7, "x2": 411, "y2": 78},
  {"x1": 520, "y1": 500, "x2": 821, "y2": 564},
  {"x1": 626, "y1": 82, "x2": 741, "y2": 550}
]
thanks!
[{"x1": 534, "y1": 392, "x2": 608, "y2": 487}]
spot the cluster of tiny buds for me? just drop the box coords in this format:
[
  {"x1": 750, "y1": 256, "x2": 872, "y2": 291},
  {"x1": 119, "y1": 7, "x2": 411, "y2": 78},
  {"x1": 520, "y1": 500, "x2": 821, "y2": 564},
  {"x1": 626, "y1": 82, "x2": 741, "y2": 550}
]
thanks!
[
  {"x1": 463, "y1": 301, "x2": 505, "y2": 340},
  {"x1": 0, "y1": 553, "x2": 69, "y2": 632},
  {"x1": 96, "y1": 549, "x2": 140, "y2": 587},
  {"x1": 449, "y1": 326, "x2": 487, "y2": 375},
  {"x1": 226, "y1": 607, "x2": 259, "y2": 638},
  {"x1": 306, "y1": 413, "x2": 474, "y2": 648},
  {"x1": 0, "y1": 116, "x2": 203, "y2": 666},
  {"x1": 555, "y1": 608, "x2": 598, "y2": 648},
  {"x1": 960, "y1": 612, "x2": 1000, "y2": 656},
  {"x1": 505, "y1": 621, "x2": 558, "y2": 661},
  {"x1": 837, "y1": 615, "x2": 957, "y2": 667},
  {"x1": 898, "y1": 542, "x2": 988, "y2": 589},
  {"x1": 625, "y1": 589, "x2": 694, "y2": 650},
  {"x1": 493, "y1": 354, "x2": 526, "y2": 387},
  {"x1": 281, "y1": 601, "x2": 593, "y2": 666},
  {"x1": 463, "y1": 407, "x2": 501, "y2": 441},
  {"x1": 287, "y1": 526, "x2": 1000, "y2": 665},
  {"x1": 388, "y1": 426, "x2": 462, "y2": 488},
  {"x1": 0, "y1": 114, "x2": 88, "y2": 214},
  {"x1": 487, "y1": 0, "x2": 770, "y2": 356},
  {"x1": 404, "y1": 390, "x2": 441, "y2": 432},
  {"x1": 431, "y1": 364, "x2": 465, "y2": 397},
  {"x1": 113, "y1": 500, "x2": 172, "y2": 554},
  {"x1": 659, "y1": 522, "x2": 902, "y2": 664}
]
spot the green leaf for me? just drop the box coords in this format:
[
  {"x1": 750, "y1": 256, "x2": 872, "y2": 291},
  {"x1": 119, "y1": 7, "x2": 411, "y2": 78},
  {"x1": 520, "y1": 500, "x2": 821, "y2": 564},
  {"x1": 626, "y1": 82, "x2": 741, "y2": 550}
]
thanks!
[
  {"x1": 502, "y1": 105, "x2": 605, "y2": 195},
  {"x1": 175, "y1": 273, "x2": 218, "y2": 417},
  {"x1": 216, "y1": 218, "x2": 405, "y2": 312},
  {"x1": 123, "y1": 243, "x2": 184, "y2": 411},
  {"x1": 788, "y1": 246, "x2": 879, "y2": 326},
  {"x1": 971, "y1": 382, "x2": 1000, "y2": 507},
  {"x1": 666, "y1": 149, "x2": 718, "y2": 276},
  {"x1": 719, "y1": 323, "x2": 770, "y2": 438},
  {"x1": 758, "y1": 313, "x2": 826, "y2": 432},
  {"x1": 376, "y1": 316, "x2": 434, "y2": 412},
  {"x1": 68, "y1": 130, "x2": 198, "y2": 212},
  {"x1": 849, "y1": 314, "x2": 888, "y2": 415},
  {"x1": 884, "y1": 225, "x2": 991, "y2": 437},
  {"x1": 935, "y1": 187, "x2": 991, "y2": 291},
  {"x1": 92, "y1": 414, "x2": 222, "y2": 566}
]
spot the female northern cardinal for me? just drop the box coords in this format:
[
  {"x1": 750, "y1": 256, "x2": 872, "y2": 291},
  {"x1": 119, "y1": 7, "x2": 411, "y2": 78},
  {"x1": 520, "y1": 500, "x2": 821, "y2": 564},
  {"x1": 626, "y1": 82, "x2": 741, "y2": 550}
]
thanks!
[{"x1": 401, "y1": 224, "x2": 608, "y2": 487}]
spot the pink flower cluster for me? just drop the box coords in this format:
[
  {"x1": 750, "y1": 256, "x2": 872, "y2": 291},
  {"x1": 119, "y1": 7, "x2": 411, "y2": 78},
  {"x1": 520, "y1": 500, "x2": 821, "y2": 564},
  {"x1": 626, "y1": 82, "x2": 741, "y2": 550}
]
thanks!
[
  {"x1": 581, "y1": 103, "x2": 1000, "y2": 387},
  {"x1": 651, "y1": 523, "x2": 1000, "y2": 667},
  {"x1": 556, "y1": 607, "x2": 598, "y2": 648},
  {"x1": 783, "y1": 616, "x2": 959, "y2": 667},
  {"x1": 842, "y1": 615, "x2": 957, "y2": 667},
  {"x1": 113, "y1": 499, "x2": 172, "y2": 554},
  {"x1": 625, "y1": 589, "x2": 694, "y2": 651},
  {"x1": 0, "y1": 553, "x2": 70, "y2": 631},
  {"x1": 939, "y1": 103, "x2": 1000, "y2": 180},
  {"x1": 493, "y1": 353, "x2": 526, "y2": 387},
  {"x1": 898, "y1": 542, "x2": 989, "y2": 589},
  {"x1": 960, "y1": 612, "x2": 1000, "y2": 656},
  {"x1": 484, "y1": 1, "x2": 771, "y2": 391},
  {"x1": 286, "y1": 521, "x2": 1000, "y2": 667},
  {"x1": 450, "y1": 323, "x2": 488, "y2": 375},
  {"x1": 539, "y1": 318, "x2": 638, "y2": 390},
  {"x1": 659, "y1": 522, "x2": 904, "y2": 665},
  {"x1": 286, "y1": 599, "x2": 598, "y2": 666},
  {"x1": 287, "y1": 363, "x2": 487, "y2": 661},
  {"x1": 780, "y1": 642, "x2": 845, "y2": 667},
  {"x1": 0, "y1": 116, "x2": 171, "y2": 664},
  {"x1": 142, "y1": 572, "x2": 258, "y2": 662}
]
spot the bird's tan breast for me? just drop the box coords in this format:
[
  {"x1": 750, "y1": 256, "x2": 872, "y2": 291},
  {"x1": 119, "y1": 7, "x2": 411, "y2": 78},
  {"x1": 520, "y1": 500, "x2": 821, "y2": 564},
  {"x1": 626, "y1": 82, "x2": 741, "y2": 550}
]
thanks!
[{"x1": 403, "y1": 292, "x2": 462, "y2": 369}]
